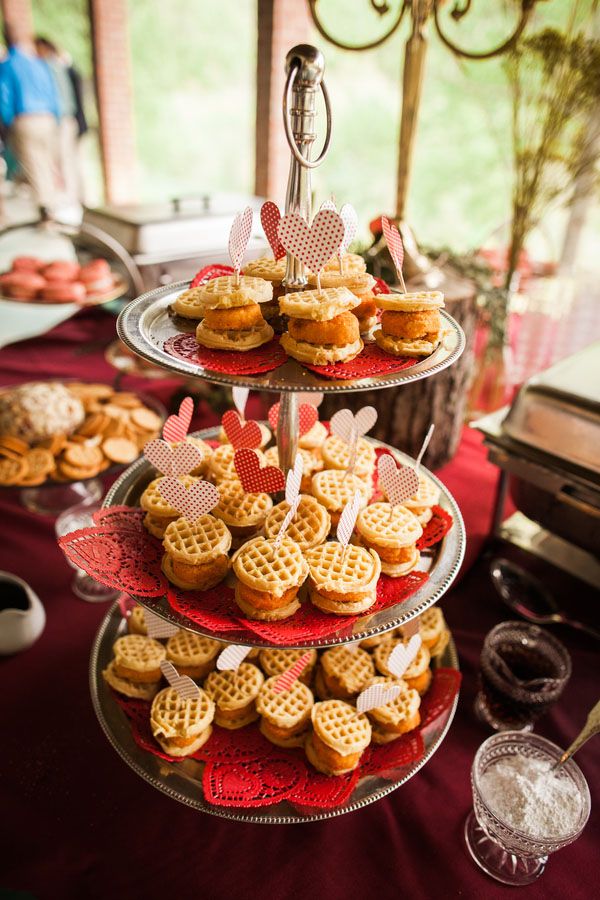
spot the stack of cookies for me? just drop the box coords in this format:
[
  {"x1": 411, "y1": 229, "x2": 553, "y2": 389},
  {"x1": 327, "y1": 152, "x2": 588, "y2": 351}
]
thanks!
[
  {"x1": 374, "y1": 290, "x2": 445, "y2": 358},
  {"x1": 279, "y1": 286, "x2": 362, "y2": 365}
]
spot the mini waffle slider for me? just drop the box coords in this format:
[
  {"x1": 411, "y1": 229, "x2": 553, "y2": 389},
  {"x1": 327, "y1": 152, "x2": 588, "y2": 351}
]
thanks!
[
  {"x1": 374, "y1": 291, "x2": 444, "y2": 358},
  {"x1": 140, "y1": 474, "x2": 199, "y2": 539},
  {"x1": 162, "y1": 513, "x2": 231, "y2": 590},
  {"x1": 256, "y1": 675, "x2": 314, "y2": 748},
  {"x1": 232, "y1": 535, "x2": 308, "y2": 621},
  {"x1": 355, "y1": 502, "x2": 423, "y2": 577},
  {"x1": 305, "y1": 540, "x2": 381, "y2": 616},
  {"x1": 364, "y1": 676, "x2": 421, "y2": 744},
  {"x1": 192, "y1": 275, "x2": 275, "y2": 351},
  {"x1": 374, "y1": 637, "x2": 432, "y2": 695},
  {"x1": 305, "y1": 699, "x2": 371, "y2": 776},
  {"x1": 150, "y1": 685, "x2": 215, "y2": 756},
  {"x1": 204, "y1": 662, "x2": 264, "y2": 729},
  {"x1": 279, "y1": 286, "x2": 363, "y2": 365}
]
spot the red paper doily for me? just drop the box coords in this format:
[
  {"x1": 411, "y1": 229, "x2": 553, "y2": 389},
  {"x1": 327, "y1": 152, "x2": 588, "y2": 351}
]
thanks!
[
  {"x1": 303, "y1": 342, "x2": 419, "y2": 381},
  {"x1": 163, "y1": 334, "x2": 287, "y2": 376},
  {"x1": 417, "y1": 505, "x2": 454, "y2": 549},
  {"x1": 113, "y1": 667, "x2": 459, "y2": 810}
]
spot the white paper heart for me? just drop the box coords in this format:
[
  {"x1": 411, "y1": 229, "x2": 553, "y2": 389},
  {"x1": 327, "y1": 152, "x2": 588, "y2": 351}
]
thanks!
[
  {"x1": 228, "y1": 206, "x2": 253, "y2": 272},
  {"x1": 356, "y1": 683, "x2": 402, "y2": 713},
  {"x1": 278, "y1": 209, "x2": 345, "y2": 277},
  {"x1": 319, "y1": 199, "x2": 337, "y2": 213},
  {"x1": 387, "y1": 635, "x2": 422, "y2": 678},
  {"x1": 330, "y1": 406, "x2": 377, "y2": 444},
  {"x1": 336, "y1": 490, "x2": 362, "y2": 546},
  {"x1": 377, "y1": 455, "x2": 420, "y2": 507},
  {"x1": 298, "y1": 391, "x2": 324, "y2": 408},
  {"x1": 160, "y1": 660, "x2": 201, "y2": 699},
  {"x1": 275, "y1": 495, "x2": 300, "y2": 547},
  {"x1": 144, "y1": 609, "x2": 179, "y2": 639},
  {"x1": 144, "y1": 439, "x2": 204, "y2": 477},
  {"x1": 339, "y1": 203, "x2": 358, "y2": 254},
  {"x1": 216, "y1": 644, "x2": 253, "y2": 671},
  {"x1": 157, "y1": 476, "x2": 220, "y2": 521},
  {"x1": 285, "y1": 453, "x2": 303, "y2": 507},
  {"x1": 232, "y1": 386, "x2": 249, "y2": 419}
]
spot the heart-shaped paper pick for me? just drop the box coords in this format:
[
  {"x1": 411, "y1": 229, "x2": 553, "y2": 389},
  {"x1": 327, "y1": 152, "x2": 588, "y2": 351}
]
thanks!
[
  {"x1": 234, "y1": 448, "x2": 285, "y2": 494},
  {"x1": 157, "y1": 477, "x2": 220, "y2": 522},
  {"x1": 320, "y1": 198, "x2": 337, "y2": 213},
  {"x1": 163, "y1": 397, "x2": 193, "y2": 443},
  {"x1": 267, "y1": 401, "x2": 318, "y2": 437},
  {"x1": 339, "y1": 203, "x2": 358, "y2": 254},
  {"x1": 144, "y1": 609, "x2": 180, "y2": 640},
  {"x1": 273, "y1": 651, "x2": 314, "y2": 693},
  {"x1": 260, "y1": 201, "x2": 286, "y2": 260},
  {"x1": 221, "y1": 410, "x2": 262, "y2": 450},
  {"x1": 356, "y1": 683, "x2": 402, "y2": 713},
  {"x1": 232, "y1": 386, "x2": 249, "y2": 419},
  {"x1": 377, "y1": 454, "x2": 419, "y2": 507},
  {"x1": 216, "y1": 644, "x2": 253, "y2": 671},
  {"x1": 330, "y1": 406, "x2": 377, "y2": 444},
  {"x1": 160, "y1": 660, "x2": 200, "y2": 700},
  {"x1": 275, "y1": 454, "x2": 304, "y2": 545},
  {"x1": 336, "y1": 490, "x2": 362, "y2": 546},
  {"x1": 387, "y1": 634, "x2": 422, "y2": 678},
  {"x1": 382, "y1": 216, "x2": 407, "y2": 292},
  {"x1": 228, "y1": 206, "x2": 253, "y2": 275},
  {"x1": 278, "y1": 209, "x2": 345, "y2": 290},
  {"x1": 144, "y1": 439, "x2": 204, "y2": 477}
]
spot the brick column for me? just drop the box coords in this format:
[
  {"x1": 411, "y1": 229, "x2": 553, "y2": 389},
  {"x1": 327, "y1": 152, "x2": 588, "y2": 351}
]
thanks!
[
  {"x1": 254, "y1": 0, "x2": 311, "y2": 205},
  {"x1": 0, "y1": 0, "x2": 33, "y2": 35},
  {"x1": 89, "y1": 0, "x2": 137, "y2": 204}
]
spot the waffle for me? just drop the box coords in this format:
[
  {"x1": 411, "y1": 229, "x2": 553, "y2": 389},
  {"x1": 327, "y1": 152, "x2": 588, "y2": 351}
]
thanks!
[
  {"x1": 127, "y1": 605, "x2": 147, "y2": 636},
  {"x1": 243, "y1": 257, "x2": 286, "y2": 282},
  {"x1": 258, "y1": 647, "x2": 317, "y2": 683},
  {"x1": 256, "y1": 676, "x2": 314, "y2": 748},
  {"x1": 218, "y1": 421, "x2": 271, "y2": 448},
  {"x1": 141, "y1": 475, "x2": 198, "y2": 517},
  {"x1": 192, "y1": 275, "x2": 273, "y2": 309},
  {"x1": 213, "y1": 479, "x2": 272, "y2": 530},
  {"x1": 310, "y1": 469, "x2": 370, "y2": 520},
  {"x1": 319, "y1": 646, "x2": 375, "y2": 699},
  {"x1": 208, "y1": 444, "x2": 239, "y2": 483},
  {"x1": 322, "y1": 252, "x2": 367, "y2": 274},
  {"x1": 373, "y1": 637, "x2": 432, "y2": 695},
  {"x1": 355, "y1": 501, "x2": 422, "y2": 576},
  {"x1": 102, "y1": 660, "x2": 159, "y2": 701},
  {"x1": 364, "y1": 675, "x2": 421, "y2": 738},
  {"x1": 321, "y1": 435, "x2": 376, "y2": 479},
  {"x1": 166, "y1": 630, "x2": 221, "y2": 678},
  {"x1": 401, "y1": 605, "x2": 445, "y2": 649},
  {"x1": 232, "y1": 536, "x2": 308, "y2": 596},
  {"x1": 359, "y1": 632, "x2": 394, "y2": 650},
  {"x1": 264, "y1": 446, "x2": 322, "y2": 477},
  {"x1": 196, "y1": 319, "x2": 274, "y2": 351},
  {"x1": 204, "y1": 662, "x2": 264, "y2": 729},
  {"x1": 150, "y1": 686, "x2": 214, "y2": 756},
  {"x1": 402, "y1": 472, "x2": 441, "y2": 522},
  {"x1": 113, "y1": 634, "x2": 167, "y2": 682},
  {"x1": 374, "y1": 329, "x2": 439, "y2": 359},
  {"x1": 184, "y1": 436, "x2": 213, "y2": 475},
  {"x1": 298, "y1": 420, "x2": 328, "y2": 450},
  {"x1": 376, "y1": 291, "x2": 445, "y2": 312},
  {"x1": 172, "y1": 287, "x2": 209, "y2": 319},
  {"x1": 308, "y1": 271, "x2": 374, "y2": 291},
  {"x1": 263, "y1": 494, "x2": 330, "y2": 550},
  {"x1": 307, "y1": 542, "x2": 380, "y2": 615},
  {"x1": 280, "y1": 332, "x2": 363, "y2": 366},
  {"x1": 279, "y1": 286, "x2": 359, "y2": 321},
  {"x1": 307, "y1": 700, "x2": 371, "y2": 775}
]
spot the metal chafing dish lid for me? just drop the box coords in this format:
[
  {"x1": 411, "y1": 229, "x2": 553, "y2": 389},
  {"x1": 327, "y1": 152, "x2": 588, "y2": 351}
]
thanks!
[
  {"x1": 502, "y1": 341, "x2": 600, "y2": 476},
  {"x1": 82, "y1": 193, "x2": 265, "y2": 258}
]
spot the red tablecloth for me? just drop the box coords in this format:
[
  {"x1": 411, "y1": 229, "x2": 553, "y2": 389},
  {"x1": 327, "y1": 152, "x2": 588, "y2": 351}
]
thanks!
[{"x1": 0, "y1": 310, "x2": 597, "y2": 900}]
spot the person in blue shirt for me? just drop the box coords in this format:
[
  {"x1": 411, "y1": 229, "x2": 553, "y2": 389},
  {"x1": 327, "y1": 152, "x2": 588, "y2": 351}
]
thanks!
[{"x1": 0, "y1": 21, "x2": 60, "y2": 217}]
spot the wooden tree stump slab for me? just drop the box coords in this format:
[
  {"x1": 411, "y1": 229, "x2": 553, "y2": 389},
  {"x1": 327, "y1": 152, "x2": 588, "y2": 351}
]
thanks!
[{"x1": 322, "y1": 266, "x2": 477, "y2": 470}]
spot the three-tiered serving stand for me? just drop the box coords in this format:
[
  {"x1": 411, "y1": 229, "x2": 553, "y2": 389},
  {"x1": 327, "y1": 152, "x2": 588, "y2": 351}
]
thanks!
[{"x1": 90, "y1": 45, "x2": 466, "y2": 822}]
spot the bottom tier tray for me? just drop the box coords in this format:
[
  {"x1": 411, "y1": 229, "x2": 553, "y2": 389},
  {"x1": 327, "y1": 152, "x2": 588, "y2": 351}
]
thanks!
[{"x1": 90, "y1": 603, "x2": 460, "y2": 823}]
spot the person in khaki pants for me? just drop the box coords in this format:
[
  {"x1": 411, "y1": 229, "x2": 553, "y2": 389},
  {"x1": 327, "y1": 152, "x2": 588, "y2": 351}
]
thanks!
[{"x1": 0, "y1": 21, "x2": 60, "y2": 218}]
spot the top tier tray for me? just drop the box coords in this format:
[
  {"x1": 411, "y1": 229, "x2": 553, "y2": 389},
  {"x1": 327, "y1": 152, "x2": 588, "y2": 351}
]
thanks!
[{"x1": 117, "y1": 280, "x2": 465, "y2": 393}]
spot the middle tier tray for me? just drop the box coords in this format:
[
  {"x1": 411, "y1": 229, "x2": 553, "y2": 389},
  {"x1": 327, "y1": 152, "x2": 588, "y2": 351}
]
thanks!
[
  {"x1": 117, "y1": 280, "x2": 465, "y2": 393},
  {"x1": 103, "y1": 428, "x2": 466, "y2": 648}
]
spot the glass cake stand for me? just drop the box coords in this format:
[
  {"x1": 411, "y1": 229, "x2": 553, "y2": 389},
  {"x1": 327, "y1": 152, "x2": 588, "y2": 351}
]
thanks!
[{"x1": 90, "y1": 601, "x2": 460, "y2": 823}]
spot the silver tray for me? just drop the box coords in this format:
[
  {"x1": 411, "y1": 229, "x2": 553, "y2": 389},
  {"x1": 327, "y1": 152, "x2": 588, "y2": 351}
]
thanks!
[
  {"x1": 116, "y1": 280, "x2": 465, "y2": 393},
  {"x1": 90, "y1": 602, "x2": 459, "y2": 823},
  {"x1": 103, "y1": 428, "x2": 466, "y2": 649}
]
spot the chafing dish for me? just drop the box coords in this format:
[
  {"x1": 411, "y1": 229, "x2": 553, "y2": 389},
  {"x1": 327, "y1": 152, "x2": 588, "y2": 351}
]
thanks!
[{"x1": 474, "y1": 341, "x2": 600, "y2": 585}]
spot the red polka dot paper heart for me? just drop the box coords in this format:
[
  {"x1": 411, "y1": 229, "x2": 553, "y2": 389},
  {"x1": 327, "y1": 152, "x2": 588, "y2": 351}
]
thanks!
[
  {"x1": 267, "y1": 401, "x2": 318, "y2": 436},
  {"x1": 221, "y1": 410, "x2": 262, "y2": 450},
  {"x1": 203, "y1": 755, "x2": 305, "y2": 808},
  {"x1": 234, "y1": 448, "x2": 285, "y2": 493},
  {"x1": 260, "y1": 201, "x2": 286, "y2": 260},
  {"x1": 162, "y1": 396, "x2": 193, "y2": 443},
  {"x1": 278, "y1": 209, "x2": 345, "y2": 276}
]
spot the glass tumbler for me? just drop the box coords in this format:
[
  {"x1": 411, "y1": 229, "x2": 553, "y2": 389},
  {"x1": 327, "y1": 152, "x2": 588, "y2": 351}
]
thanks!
[
  {"x1": 475, "y1": 621, "x2": 571, "y2": 731},
  {"x1": 465, "y1": 731, "x2": 590, "y2": 885}
]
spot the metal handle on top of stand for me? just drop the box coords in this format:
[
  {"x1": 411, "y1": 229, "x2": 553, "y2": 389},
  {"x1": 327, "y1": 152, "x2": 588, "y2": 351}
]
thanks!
[{"x1": 279, "y1": 45, "x2": 331, "y2": 474}]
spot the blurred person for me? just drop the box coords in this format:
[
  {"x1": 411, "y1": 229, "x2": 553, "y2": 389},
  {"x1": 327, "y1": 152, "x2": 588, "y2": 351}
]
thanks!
[
  {"x1": 35, "y1": 36, "x2": 87, "y2": 207},
  {"x1": 0, "y1": 21, "x2": 60, "y2": 218}
]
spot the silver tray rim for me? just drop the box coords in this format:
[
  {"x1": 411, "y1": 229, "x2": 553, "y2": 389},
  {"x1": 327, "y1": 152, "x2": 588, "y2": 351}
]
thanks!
[
  {"x1": 90, "y1": 602, "x2": 460, "y2": 823},
  {"x1": 116, "y1": 280, "x2": 466, "y2": 393},
  {"x1": 103, "y1": 427, "x2": 466, "y2": 649}
]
